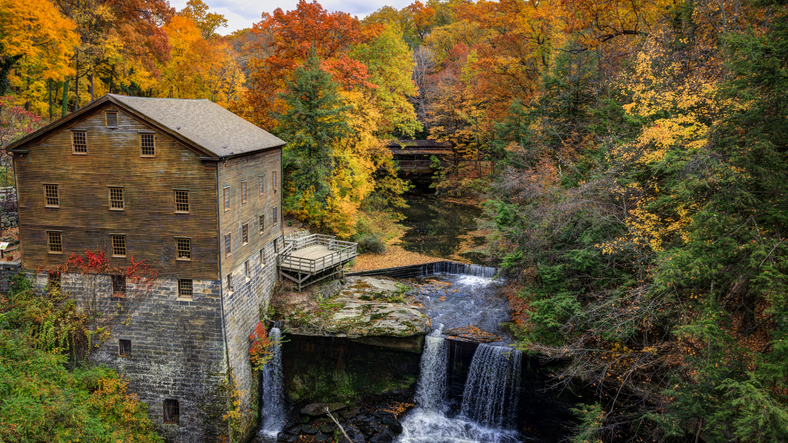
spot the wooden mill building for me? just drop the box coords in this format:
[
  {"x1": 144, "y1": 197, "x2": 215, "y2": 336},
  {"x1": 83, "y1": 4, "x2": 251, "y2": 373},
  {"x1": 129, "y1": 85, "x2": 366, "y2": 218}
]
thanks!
[{"x1": 7, "y1": 94, "x2": 286, "y2": 442}]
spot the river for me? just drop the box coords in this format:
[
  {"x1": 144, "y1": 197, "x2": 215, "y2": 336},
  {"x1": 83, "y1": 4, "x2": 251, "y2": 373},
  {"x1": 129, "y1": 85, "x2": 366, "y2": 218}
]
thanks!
[{"x1": 397, "y1": 194, "x2": 488, "y2": 264}]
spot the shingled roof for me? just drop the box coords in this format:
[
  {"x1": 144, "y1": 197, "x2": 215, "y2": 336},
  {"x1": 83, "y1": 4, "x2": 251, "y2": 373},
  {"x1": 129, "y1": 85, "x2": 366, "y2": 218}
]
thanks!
[
  {"x1": 109, "y1": 94, "x2": 285, "y2": 157},
  {"x1": 7, "y1": 94, "x2": 286, "y2": 158}
]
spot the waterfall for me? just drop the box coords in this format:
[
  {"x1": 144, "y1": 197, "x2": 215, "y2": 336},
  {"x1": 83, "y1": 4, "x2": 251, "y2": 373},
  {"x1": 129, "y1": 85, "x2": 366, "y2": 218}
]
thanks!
[
  {"x1": 414, "y1": 326, "x2": 449, "y2": 412},
  {"x1": 397, "y1": 337, "x2": 523, "y2": 443},
  {"x1": 259, "y1": 327, "x2": 285, "y2": 438},
  {"x1": 415, "y1": 262, "x2": 498, "y2": 279},
  {"x1": 460, "y1": 344, "x2": 522, "y2": 429}
]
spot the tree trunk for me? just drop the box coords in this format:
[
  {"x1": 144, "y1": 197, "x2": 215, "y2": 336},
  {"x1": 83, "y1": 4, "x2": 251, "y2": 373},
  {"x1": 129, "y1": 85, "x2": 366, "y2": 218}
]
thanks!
[
  {"x1": 61, "y1": 79, "x2": 69, "y2": 117},
  {"x1": 75, "y1": 55, "x2": 80, "y2": 109}
]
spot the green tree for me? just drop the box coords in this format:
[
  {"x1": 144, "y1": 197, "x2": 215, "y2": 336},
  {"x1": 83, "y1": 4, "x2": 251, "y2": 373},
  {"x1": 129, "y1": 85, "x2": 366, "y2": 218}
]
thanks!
[{"x1": 278, "y1": 54, "x2": 352, "y2": 227}]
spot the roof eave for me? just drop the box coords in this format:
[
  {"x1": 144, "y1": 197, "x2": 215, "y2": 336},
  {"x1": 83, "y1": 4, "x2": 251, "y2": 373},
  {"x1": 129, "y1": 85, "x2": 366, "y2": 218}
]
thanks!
[{"x1": 217, "y1": 142, "x2": 287, "y2": 161}]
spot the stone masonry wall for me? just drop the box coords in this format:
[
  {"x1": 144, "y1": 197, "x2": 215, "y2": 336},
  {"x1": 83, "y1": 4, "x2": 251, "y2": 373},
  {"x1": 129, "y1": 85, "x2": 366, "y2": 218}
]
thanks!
[
  {"x1": 0, "y1": 262, "x2": 21, "y2": 294},
  {"x1": 38, "y1": 273, "x2": 229, "y2": 443},
  {"x1": 221, "y1": 236, "x2": 281, "y2": 439}
]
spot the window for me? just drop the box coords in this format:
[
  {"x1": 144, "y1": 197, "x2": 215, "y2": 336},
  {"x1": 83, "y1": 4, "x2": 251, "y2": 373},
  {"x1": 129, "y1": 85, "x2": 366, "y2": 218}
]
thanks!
[
  {"x1": 224, "y1": 233, "x2": 231, "y2": 256},
  {"x1": 176, "y1": 238, "x2": 191, "y2": 260},
  {"x1": 47, "y1": 231, "x2": 62, "y2": 254},
  {"x1": 106, "y1": 111, "x2": 118, "y2": 127},
  {"x1": 71, "y1": 130, "x2": 87, "y2": 154},
  {"x1": 109, "y1": 187, "x2": 124, "y2": 210},
  {"x1": 273, "y1": 207, "x2": 278, "y2": 225},
  {"x1": 272, "y1": 171, "x2": 277, "y2": 192},
  {"x1": 44, "y1": 184, "x2": 59, "y2": 207},
  {"x1": 175, "y1": 190, "x2": 189, "y2": 213},
  {"x1": 119, "y1": 339, "x2": 131, "y2": 357},
  {"x1": 112, "y1": 275, "x2": 126, "y2": 296},
  {"x1": 259, "y1": 175, "x2": 265, "y2": 195},
  {"x1": 163, "y1": 399, "x2": 179, "y2": 425},
  {"x1": 259, "y1": 214, "x2": 265, "y2": 234},
  {"x1": 227, "y1": 274, "x2": 233, "y2": 292},
  {"x1": 223, "y1": 187, "x2": 230, "y2": 211},
  {"x1": 260, "y1": 249, "x2": 265, "y2": 266},
  {"x1": 244, "y1": 260, "x2": 250, "y2": 278},
  {"x1": 140, "y1": 133, "x2": 155, "y2": 156},
  {"x1": 242, "y1": 224, "x2": 249, "y2": 245},
  {"x1": 178, "y1": 279, "x2": 193, "y2": 299},
  {"x1": 111, "y1": 235, "x2": 126, "y2": 257},
  {"x1": 241, "y1": 181, "x2": 247, "y2": 204},
  {"x1": 48, "y1": 271, "x2": 61, "y2": 287}
]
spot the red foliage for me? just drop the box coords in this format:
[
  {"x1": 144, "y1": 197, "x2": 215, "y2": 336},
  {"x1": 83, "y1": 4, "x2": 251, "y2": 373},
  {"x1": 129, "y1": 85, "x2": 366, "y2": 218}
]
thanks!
[{"x1": 249, "y1": 321, "x2": 276, "y2": 371}]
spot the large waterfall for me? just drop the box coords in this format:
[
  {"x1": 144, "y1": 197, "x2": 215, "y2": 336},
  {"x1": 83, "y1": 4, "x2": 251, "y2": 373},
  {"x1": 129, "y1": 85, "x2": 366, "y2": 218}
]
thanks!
[
  {"x1": 397, "y1": 338, "x2": 523, "y2": 443},
  {"x1": 259, "y1": 327, "x2": 285, "y2": 439},
  {"x1": 461, "y1": 344, "x2": 523, "y2": 429},
  {"x1": 395, "y1": 271, "x2": 526, "y2": 443}
]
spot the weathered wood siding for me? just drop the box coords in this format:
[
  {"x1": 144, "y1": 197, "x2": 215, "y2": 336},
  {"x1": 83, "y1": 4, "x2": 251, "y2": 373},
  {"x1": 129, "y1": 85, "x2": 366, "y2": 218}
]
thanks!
[
  {"x1": 14, "y1": 102, "x2": 220, "y2": 280},
  {"x1": 217, "y1": 150, "x2": 282, "y2": 280}
]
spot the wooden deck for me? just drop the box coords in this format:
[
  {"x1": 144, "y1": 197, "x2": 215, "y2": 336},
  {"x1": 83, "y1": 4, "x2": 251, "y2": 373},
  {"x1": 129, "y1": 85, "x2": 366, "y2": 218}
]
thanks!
[{"x1": 278, "y1": 233, "x2": 357, "y2": 291}]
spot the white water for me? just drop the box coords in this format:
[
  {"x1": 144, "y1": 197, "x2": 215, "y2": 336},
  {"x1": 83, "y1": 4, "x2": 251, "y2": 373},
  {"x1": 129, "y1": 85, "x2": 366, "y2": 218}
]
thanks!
[
  {"x1": 415, "y1": 274, "x2": 510, "y2": 344},
  {"x1": 460, "y1": 344, "x2": 523, "y2": 429},
  {"x1": 414, "y1": 326, "x2": 450, "y2": 412},
  {"x1": 397, "y1": 332, "x2": 525, "y2": 443},
  {"x1": 259, "y1": 327, "x2": 285, "y2": 440}
]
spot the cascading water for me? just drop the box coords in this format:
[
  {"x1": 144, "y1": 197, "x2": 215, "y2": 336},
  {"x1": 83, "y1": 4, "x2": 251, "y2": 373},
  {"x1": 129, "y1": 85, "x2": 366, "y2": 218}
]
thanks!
[
  {"x1": 414, "y1": 326, "x2": 449, "y2": 412},
  {"x1": 258, "y1": 327, "x2": 285, "y2": 440},
  {"x1": 396, "y1": 276, "x2": 524, "y2": 443},
  {"x1": 460, "y1": 344, "x2": 522, "y2": 429}
]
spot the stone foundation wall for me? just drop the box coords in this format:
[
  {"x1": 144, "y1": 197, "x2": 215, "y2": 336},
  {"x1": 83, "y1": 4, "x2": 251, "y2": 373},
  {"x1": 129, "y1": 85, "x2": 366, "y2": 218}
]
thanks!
[
  {"x1": 221, "y1": 236, "x2": 281, "y2": 438},
  {"x1": 0, "y1": 262, "x2": 21, "y2": 293},
  {"x1": 37, "y1": 273, "x2": 230, "y2": 443}
]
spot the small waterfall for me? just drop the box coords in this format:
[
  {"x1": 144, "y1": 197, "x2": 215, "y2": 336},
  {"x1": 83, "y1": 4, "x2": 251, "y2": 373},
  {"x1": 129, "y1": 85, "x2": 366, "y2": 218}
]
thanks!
[
  {"x1": 460, "y1": 344, "x2": 522, "y2": 429},
  {"x1": 259, "y1": 327, "x2": 285, "y2": 438},
  {"x1": 414, "y1": 326, "x2": 449, "y2": 412},
  {"x1": 416, "y1": 261, "x2": 498, "y2": 278}
]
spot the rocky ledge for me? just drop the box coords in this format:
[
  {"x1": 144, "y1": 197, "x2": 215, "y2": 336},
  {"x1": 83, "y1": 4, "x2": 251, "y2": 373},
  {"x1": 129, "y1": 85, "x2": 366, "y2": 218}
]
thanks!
[{"x1": 281, "y1": 276, "x2": 431, "y2": 340}]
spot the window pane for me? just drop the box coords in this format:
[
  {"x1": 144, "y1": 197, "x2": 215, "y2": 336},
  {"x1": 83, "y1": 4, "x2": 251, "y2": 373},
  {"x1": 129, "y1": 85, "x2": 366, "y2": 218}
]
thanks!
[
  {"x1": 224, "y1": 188, "x2": 230, "y2": 211},
  {"x1": 175, "y1": 190, "x2": 189, "y2": 212},
  {"x1": 242, "y1": 224, "x2": 248, "y2": 244},
  {"x1": 109, "y1": 187, "x2": 124, "y2": 209},
  {"x1": 140, "y1": 133, "x2": 155, "y2": 156},
  {"x1": 72, "y1": 131, "x2": 87, "y2": 153},
  {"x1": 47, "y1": 232, "x2": 62, "y2": 253},
  {"x1": 44, "y1": 184, "x2": 59, "y2": 207},
  {"x1": 111, "y1": 235, "x2": 126, "y2": 257},
  {"x1": 225, "y1": 233, "x2": 231, "y2": 256},
  {"x1": 177, "y1": 238, "x2": 191, "y2": 260},
  {"x1": 178, "y1": 279, "x2": 193, "y2": 298},
  {"x1": 242, "y1": 182, "x2": 247, "y2": 204}
]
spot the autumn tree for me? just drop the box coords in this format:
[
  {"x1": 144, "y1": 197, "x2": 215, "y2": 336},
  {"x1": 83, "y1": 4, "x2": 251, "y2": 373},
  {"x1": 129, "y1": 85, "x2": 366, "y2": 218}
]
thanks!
[
  {"x1": 156, "y1": 15, "x2": 244, "y2": 106},
  {"x1": 243, "y1": 0, "x2": 375, "y2": 128},
  {"x1": 181, "y1": 0, "x2": 228, "y2": 39},
  {"x1": 0, "y1": 0, "x2": 78, "y2": 115}
]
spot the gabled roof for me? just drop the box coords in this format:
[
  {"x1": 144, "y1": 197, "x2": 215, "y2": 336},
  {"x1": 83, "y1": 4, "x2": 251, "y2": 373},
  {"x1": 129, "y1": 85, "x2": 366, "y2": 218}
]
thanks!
[{"x1": 8, "y1": 94, "x2": 286, "y2": 158}]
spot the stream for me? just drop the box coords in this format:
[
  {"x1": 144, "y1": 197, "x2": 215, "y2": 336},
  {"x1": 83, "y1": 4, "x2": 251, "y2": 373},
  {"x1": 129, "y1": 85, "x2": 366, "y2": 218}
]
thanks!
[{"x1": 398, "y1": 194, "x2": 488, "y2": 264}]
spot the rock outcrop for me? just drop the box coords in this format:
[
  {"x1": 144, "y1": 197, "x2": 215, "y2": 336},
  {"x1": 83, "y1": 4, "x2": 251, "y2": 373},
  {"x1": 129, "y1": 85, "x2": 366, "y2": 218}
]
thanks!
[{"x1": 281, "y1": 277, "x2": 431, "y2": 339}]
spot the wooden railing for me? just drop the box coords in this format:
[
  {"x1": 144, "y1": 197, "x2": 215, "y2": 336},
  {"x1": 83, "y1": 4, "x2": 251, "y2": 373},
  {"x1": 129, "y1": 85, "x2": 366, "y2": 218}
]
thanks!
[{"x1": 280, "y1": 233, "x2": 357, "y2": 273}]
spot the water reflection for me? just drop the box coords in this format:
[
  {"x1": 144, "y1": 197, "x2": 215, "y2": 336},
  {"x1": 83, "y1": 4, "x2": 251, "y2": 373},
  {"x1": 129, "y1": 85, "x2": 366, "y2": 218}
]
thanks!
[{"x1": 398, "y1": 194, "x2": 487, "y2": 263}]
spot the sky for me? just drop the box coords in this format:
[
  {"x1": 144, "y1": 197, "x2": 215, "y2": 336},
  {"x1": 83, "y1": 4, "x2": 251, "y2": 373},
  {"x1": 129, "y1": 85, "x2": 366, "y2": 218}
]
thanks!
[{"x1": 169, "y1": 0, "x2": 412, "y2": 35}]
